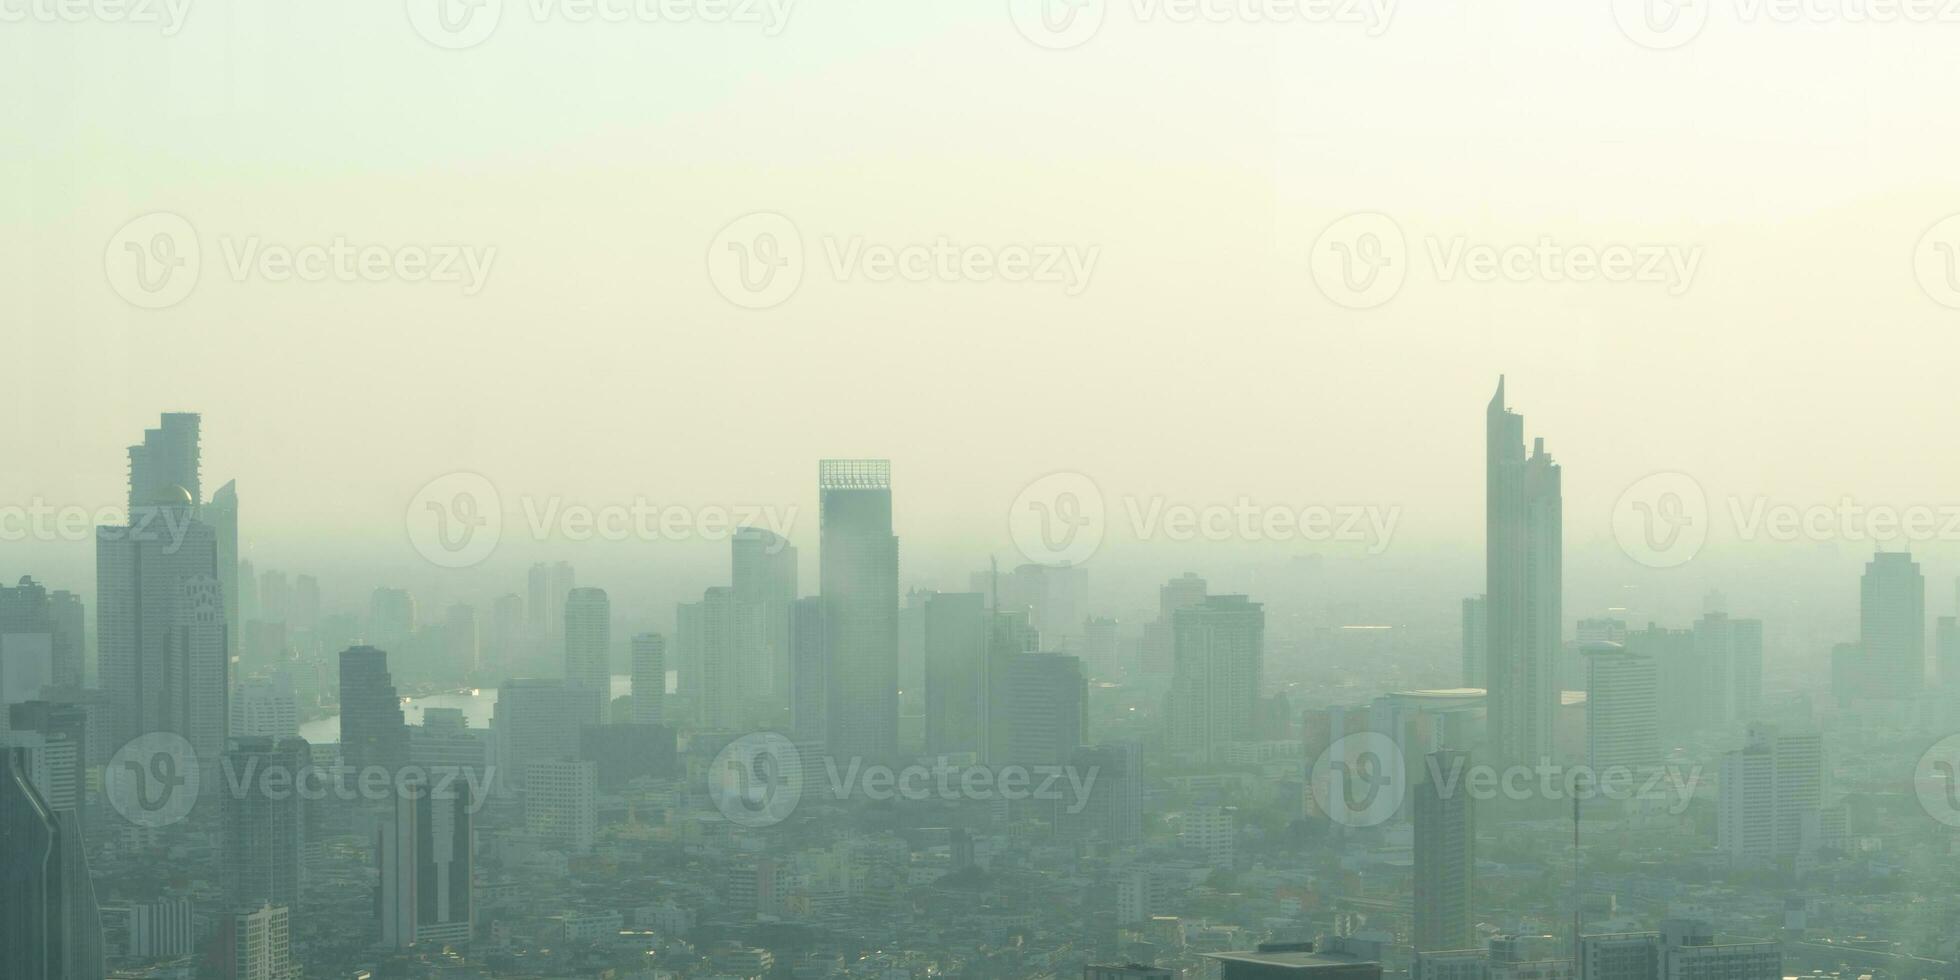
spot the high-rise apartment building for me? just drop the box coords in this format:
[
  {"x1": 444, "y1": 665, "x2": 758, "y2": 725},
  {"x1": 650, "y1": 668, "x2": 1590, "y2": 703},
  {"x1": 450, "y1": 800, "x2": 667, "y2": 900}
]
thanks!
[
  {"x1": 222, "y1": 737, "x2": 306, "y2": 913},
  {"x1": 1717, "y1": 724, "x2": 1827, "y2": 861},
  {"x1": 1584, "y1": 643, "x2": 1660, "y2": 774},
  {"x1": 1414, "y1": 749, "x2": 1474, "y2": 952},
  {"x1": 994, "y1": 652, "x2": 1086, "y2": 767},
  {"x1": 923, "y1": 591, "x2": 989, "y2": 758},
  {"x1": 523, "y1": 759, "x2": 596, "y2": 852},
  {"x1": 1168, "y1": 595, "x2": 1264, "y2": 760},
  {"x1": 218, "y1": 904, "x2": 296, "y2": 980},
  {"x1": 695, "y1": 586, "x2": 763, "y2": 731},
  {"x1": 630, "y1": 632, "x2": 665, "y2": 726},
  {"x1": 732, "y1": 527, "x2": 798, "y2": 701},
  {"x1": 563, "y1": 587, "x2": 612, "y2": 724},
  {"x1": 789, "y1": 597, "x2": 828, "y2": 747}
]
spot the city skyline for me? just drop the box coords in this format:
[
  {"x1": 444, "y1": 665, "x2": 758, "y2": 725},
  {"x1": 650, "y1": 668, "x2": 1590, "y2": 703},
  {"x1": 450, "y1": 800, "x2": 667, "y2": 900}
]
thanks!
[{"x1": 8, "y1": 5, "x2": 1960, "y2": 975}]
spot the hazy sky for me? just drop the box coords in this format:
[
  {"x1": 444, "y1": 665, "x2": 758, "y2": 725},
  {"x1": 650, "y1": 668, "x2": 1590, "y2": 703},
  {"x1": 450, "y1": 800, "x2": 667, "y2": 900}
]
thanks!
[{"x1": 4, "y1": 0, "x2": 1959, "y2": 629}]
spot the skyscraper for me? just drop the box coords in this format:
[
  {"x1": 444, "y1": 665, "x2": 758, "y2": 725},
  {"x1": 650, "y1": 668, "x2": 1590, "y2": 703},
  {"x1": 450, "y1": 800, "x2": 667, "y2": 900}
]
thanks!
[
  {"x1": 819, "y1": 459, "x2": 899, "y2": 763},
  {"x1": 1142, "y1": 572, "x2": 1207, "y2": 676},
  {"x1": 1, "y1": 746, "x2": 104, "y2": 980},
  {"x1": 366, "y1": 587, "x2": 416, "y2": 658},
  {"x1": 378, "y1": 771, "x2": 474, "y2": 948},
  {"x1": 338, "y1": 646, "x2": 407, "y2": 779},
  {"x1": 630, "y1": 632, "x2": 666, "y2": 726},
  {"x1": 0, "y1": 578, "x2": 85, "y2": 694},
  {"x1": 1627, "y1": 623, "x2": 1697, "y2": 735},
  {"x1": 696, "y1": 586, "x2": 763, "y2": 731},
  {"x1": 1061, "y1": 741, "x2": 1142, "y2": 842},
  {"x1": 523, "y1": 759, "x2": 596, "y2": 852},
  {"x1": 732, "y1": 526, "x2": 798, "y2": 701},
  {"x1": 126, "y1": 412, "x2": 201, "y2": 514},
  {"x1": 1859, "y1": 551, "x2": 1925, "y2": 699},
  {"x1": 995, "y1": 652, "x2": 1086, "y2": 768},
  {"x1": 563, "y1": 587, "x2": 612, "y2": 724},
  {"x1": 923, "y1": 591, "x2": 990, "y2": 758},
  {"x1": 1413, "y1": 749, "x2": 1474, "y2": 952},
  {"x1": 1004, "y1": 562, "x2": 1089, "y2": 652},
  {"x1": 788, "y1": 596, "x2": 828, "y2": 747},
  {"x1": 208, "y1": 479, "x2": 240, "y2": 662},
  {"x1": 1485, "y1": 378, "x2": 1562, "y2": 766},
  {"x1": 170, "y1": 575, "x2": 229, "y2": 778},
  {"x1": 96, "y1": 478, "x2": 223, "y2": 752},
  {"x1": 222, "y1": 737, "x2": 306, "y2": 913},
  {"x1": 1168, "y1": 595, "x2": 1265, "y2": 760},
  {"x1": 1461, "y1": 596, "x2": 1487, "y2": 689},
  {"x1": 6, "y1": 701, "x2": 88, "y2": 829},
  {"x1": 527, "y1": 561, "x2": 576, "y2": 647},
  {"x1": 1583, "y1": 643, "x2": 1659, "y2": 775},
  {"x1": 491, "y1": 678, "x2": 587, "y2": 793},
  {"x1": 1717, "y1": 724, "x2": 1827, "y2": 861}
]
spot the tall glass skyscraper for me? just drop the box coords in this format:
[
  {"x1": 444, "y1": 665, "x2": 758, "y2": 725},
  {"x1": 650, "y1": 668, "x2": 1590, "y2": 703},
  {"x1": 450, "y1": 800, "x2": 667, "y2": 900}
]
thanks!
[
  {"x1": 1860, "y1": 551, "x2": 1926, "y2": 699},
  {"x1": 818, "y1": 459, "x2": 898, "y2": 764},
  {"x1": 1485, "y1": 377, "x2": 1562, "y2": 767}
]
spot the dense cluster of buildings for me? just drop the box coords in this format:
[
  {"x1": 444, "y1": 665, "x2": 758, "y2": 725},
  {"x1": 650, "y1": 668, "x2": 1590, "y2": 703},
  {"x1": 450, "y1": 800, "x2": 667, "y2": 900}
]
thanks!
[{"x1": 3, "y1": 390, "x2": 1958, "y2": 980}]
